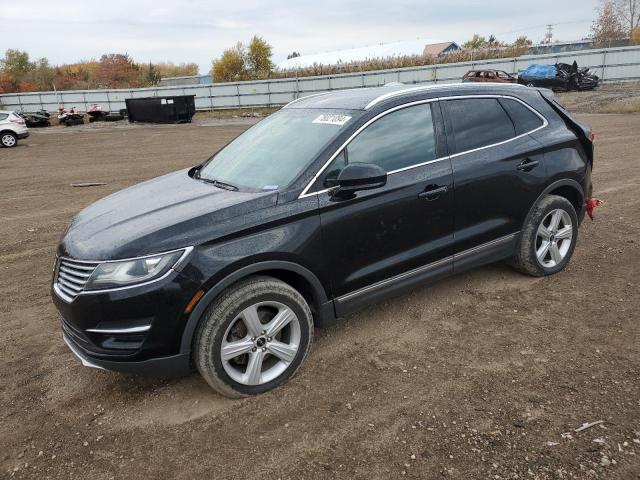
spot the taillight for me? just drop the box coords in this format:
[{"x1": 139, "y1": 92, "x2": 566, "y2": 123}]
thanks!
[
  {"x1": 10, "y1": 118, "x2": 25, "y2": 125},
  {"x1": 588, "y1": 131, "x2": 595, "y2": 142}
]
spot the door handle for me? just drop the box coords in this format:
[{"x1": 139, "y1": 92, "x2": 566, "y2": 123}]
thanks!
[
  {"x1": 516, "y1": 159, "x2": 539, "y2": 171},
  {"x1": 418, "y1": 185, "x2": 448, "y2": 201}
]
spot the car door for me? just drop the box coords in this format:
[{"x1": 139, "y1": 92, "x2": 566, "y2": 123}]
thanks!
[
  {"x1": 310, "y1": 102, "x2": 454, "y2": 315},
  {"x1": 440, "y1": 96, "x2": 548, "y2": 267}
]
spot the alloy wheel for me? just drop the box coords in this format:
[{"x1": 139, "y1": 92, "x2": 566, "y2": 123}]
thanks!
[
  {"x1": 535, "y1": 208, "x2": 573, "y2": 268},
  {"x1": 2, "y1": 134, "x2": 16, "y2": 147},
  {"x1": 220, "y1": 301, "x2": 301, "y2": 386}
]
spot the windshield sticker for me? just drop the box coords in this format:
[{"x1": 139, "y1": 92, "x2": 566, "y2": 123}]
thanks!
[
  {"x1": 262, "y1": 185, "x2": 279, "y2": 191},
  {"x1": 312, "y1": 114, "x2": 352, "y2": 126}
]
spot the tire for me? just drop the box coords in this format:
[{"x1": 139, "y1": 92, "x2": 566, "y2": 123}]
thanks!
[
  {"x1": 1, "y1": 132, "x2": 18, "y2": 148},
  {"x1": 511, "y1": 194, "x2": 578, "y2": 277},
  {"x1": 193, "y1": 276, "x2": 314, "y2": 398}
]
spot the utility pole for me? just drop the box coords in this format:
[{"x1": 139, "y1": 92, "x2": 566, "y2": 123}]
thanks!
[{"x1": 544, "y1": 24, "x2": 554, "y2": 44}]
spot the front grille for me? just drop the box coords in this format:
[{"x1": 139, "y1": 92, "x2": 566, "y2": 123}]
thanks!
[{"x1": 54, "y1": 257, "x2": 100, "y2": 302}]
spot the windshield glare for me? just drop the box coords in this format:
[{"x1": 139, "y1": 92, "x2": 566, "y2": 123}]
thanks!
[{"x1": 199, "y1": 109, "x2": 355, "y2": 190}]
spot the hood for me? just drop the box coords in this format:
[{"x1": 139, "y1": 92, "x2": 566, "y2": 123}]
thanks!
[{"x1": 60, "y1": 168, "x2": 278, "y2": 260}]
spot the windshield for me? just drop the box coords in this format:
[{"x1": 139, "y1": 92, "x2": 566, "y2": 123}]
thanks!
[{"x1": 198, "y1": 108, "x2": 355, "y2": 190}]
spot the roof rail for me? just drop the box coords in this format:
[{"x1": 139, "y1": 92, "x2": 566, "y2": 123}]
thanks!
[
  {"x1": 364, "y1": 82, "x2": 527, "y2": 110},
  {"x1": 283, "y1": 91, "x2": 334, "y2": 108}
]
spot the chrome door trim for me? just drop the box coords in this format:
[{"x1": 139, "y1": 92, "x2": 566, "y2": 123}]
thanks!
[
  {"x1": 336, "y1": 232, "x2": 519, "y2": 303},
  {"x1": 337, "y1": 255, "x2": 452, "y2": 303},
  {"x1": 452, "y1": 232, "x2": 519, "y2": 261}
]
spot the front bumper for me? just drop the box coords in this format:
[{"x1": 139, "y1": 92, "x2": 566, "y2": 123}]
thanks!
[
  {"x1": 52, "y1": 266, "x2": 202, "y2": 376},
  {"x1": 63, "y1": 333, "x2": 191, "y2": 377}
]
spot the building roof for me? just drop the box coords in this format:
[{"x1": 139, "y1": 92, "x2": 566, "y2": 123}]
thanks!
[
  {"x1": 423, "y1": 42, "x2": 457, "y2": 56},
  {"x1": 277, "y1": 39, "x2": 457, "y2": 70},
  {"x1": 285, "y1": 82, "x2": 531, "y2": 111}
]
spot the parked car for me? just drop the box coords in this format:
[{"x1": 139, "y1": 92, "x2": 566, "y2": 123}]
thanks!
[
  {"x1": 518, "y1": 62, "x2": 599, "y2": 91},
  {"x1": 52, "y1": 83, "x2": 595, "y2": 397},
  {"x1": 0, "y1": 110, "x2": 29, "y2": 147},
  {"x1": 462, "y1": 69, "x2": 516, "y2": 83}
]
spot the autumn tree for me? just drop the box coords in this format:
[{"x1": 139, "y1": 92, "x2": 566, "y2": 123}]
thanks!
[
  {"x1": 592, "y1": 0, "x2": 628, "y2": 46},
  {"x1": 513, "y1": 36, "x2": 533, "y2": 48},
  {"x1": 246, "y1": 36, "x2": 274, "y2": 79},
  {"x1": 0, "y1": 49, "x2": 34, "y2": 77},
  {"x1": 95, "y1": 53, "x2": 139, "y2": 88},
  {"x1": 615, "y1": 0, "x2": 640, "y2": 37},
  {"x1": 211, "y1": 37, "x2": 274, "y2": 82},
  {"x1": 212, "y1": 43, "x2": 247, "y2": 82},
  {"x1": 463, "y1": 34, "x2": 487, "y2": 49}
]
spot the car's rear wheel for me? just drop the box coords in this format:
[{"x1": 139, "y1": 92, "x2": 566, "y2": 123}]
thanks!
[
  {"x1": 1, "y1": 132, "x2": 17, "y2": 148},
  {"x1": 512, "y1": 194, "x2": 578, "y2": 276},
  {"x1": 193, "y1": 276, "x2": 313, "y2": 397}
]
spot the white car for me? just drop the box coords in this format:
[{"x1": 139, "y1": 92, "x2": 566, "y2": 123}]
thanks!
[{"x1": 0, "y1": 110, "x2": 29, "y2": 147}]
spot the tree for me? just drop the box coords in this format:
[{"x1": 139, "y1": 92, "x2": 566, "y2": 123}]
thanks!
[
  {"x1": 0, "y1": 49, "x2": 34, "y2": 77},
  {"x1": 24, "y1": 58, "x2": 55, "y2": 91},
  {"x1": 615, "y1": 0, "x2": 640, "y2": 37},
  {"x1": 95, "y1": 53, "x2": 139, "y2": 87},
  {"x1": 246, "y1": 35, "x2": 273, "y2": 79},
  {"x1": 633, "y1": 25, "x2": 640, "y2": 43},
  {"x1": 287, "y1": 52, "x2": 301, "y2": 60},
  {"x1": 591, "y1": 0, "x2": 628, "y2": 46},
  {"x1": 463, "y1": 34, "x2": 487, "y2": 50},
  {"x1": 212, "y1": 42, "x2": 247, "y2": 82},
  {"x1": 513, "y1": 36, "x2": 533, "y2": 48}
]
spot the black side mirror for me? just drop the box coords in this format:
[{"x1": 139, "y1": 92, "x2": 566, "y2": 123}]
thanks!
[{"x1": 334, "y1": 163, "x2": 387, "y2": 197}]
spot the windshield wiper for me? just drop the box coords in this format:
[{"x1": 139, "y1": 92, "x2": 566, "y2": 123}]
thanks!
[{"x1": 198, "y1": 175, "x2": 238, "y2": 191}]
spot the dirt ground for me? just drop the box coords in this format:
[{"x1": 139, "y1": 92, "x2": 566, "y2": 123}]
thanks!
[
  {"x1": 556, "y1": 82, "x2": 640, "y2": 114},
  {"x1": 1, "y1": 111, "x2": 639, "y2": 480}
]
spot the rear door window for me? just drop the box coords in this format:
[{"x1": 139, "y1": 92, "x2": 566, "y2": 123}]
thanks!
[
  {"x1": 442, "y1": 98, "x2": 516, "y2": 154},
  {"x1": 499, "y1": 98, "x2": 544, "y2": 135}
]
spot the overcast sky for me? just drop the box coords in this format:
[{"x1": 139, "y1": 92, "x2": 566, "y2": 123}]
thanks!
[{"x1": 2, "y1": 0, "x2": 598, "y2": 73}]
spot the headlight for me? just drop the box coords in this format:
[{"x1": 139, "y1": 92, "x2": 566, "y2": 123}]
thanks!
[{"x1": 85, "y1": 248, "x2": 192, "y2": 291}]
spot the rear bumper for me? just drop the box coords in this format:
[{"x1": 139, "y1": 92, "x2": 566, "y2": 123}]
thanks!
[
  {"x1": 17, "y1": 131, "x2": 29, "y2": 139},
  {"x1": 63, "y1": 333, "x2": 192, "y2": 378}
]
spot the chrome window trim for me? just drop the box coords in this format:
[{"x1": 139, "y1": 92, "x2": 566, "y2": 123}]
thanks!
[
  {"x1": 53, "y1": 247, "x2": 194, "y2": 301},
  {"x1": 298, "y1": 94, "x2": 547, "y2": 199},
  {"x1": 441, "y1": 95, "x2": 548, "y2": 159},
  {"x1": 299, "y1": 98, "x2": 441, "y2": 198}
]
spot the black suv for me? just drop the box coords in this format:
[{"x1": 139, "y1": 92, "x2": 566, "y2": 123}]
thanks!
[{"x1": 52, "y1": 83, "x2": 595, "y2": 397}]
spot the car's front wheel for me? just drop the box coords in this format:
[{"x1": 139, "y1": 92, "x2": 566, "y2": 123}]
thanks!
[
  {"x1": 193, "y1": 276, "x2": 314, "y2": 397},
  {"x1": 1, "y1": 132, "x2": 17, "y2": 148},
  {"x1": 512, "y1": 194, "x2": 578, "y2": 276}
]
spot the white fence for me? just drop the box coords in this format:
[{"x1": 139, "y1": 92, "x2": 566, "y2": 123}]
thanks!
[{"x1": 1, "y1": 45, "x2": 640, "y2": 113}]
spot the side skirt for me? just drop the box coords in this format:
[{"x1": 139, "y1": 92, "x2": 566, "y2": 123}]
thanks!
[{"x1": 334, "y1": 232, "x2": 519, "y2": 317}]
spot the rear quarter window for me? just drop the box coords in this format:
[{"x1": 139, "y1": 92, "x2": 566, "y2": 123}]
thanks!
[
  {"x1": 499, "y1": 98, "x2": 544, "y2": 135},
  {"x1": 442, "y1": 98, "x2": 515, "y2": 154},
  {"x1": 0, "y1": 113, "x2": 8, "y2": 121}
]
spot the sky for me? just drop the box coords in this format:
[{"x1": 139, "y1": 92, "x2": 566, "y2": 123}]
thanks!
[{"x1": 1, "y1": 0, "x2": 599, "y2": 74}]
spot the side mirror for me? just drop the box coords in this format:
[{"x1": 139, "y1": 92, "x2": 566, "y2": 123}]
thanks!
[{"x1": 334, "y1": 163, "x2": 387, "y2": 196}]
